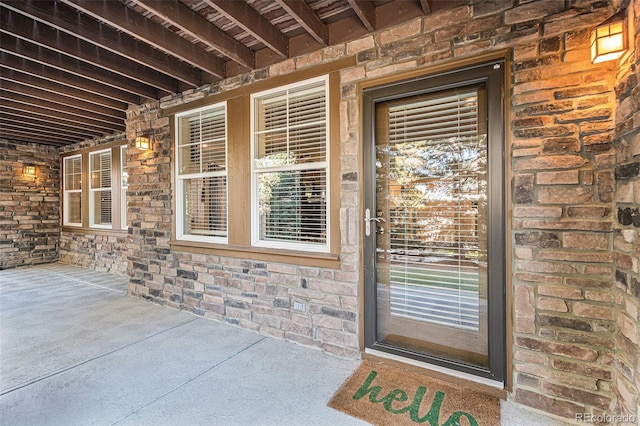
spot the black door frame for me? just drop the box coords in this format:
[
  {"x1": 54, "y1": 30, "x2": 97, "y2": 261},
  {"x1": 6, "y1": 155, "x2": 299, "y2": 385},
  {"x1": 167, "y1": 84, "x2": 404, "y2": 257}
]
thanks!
[{"x1": 362, "y1": 60, "x2": 506, "y2": 383}]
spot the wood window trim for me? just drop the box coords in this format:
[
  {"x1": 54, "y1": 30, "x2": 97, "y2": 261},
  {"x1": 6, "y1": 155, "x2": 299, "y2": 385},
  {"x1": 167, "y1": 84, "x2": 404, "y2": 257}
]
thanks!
[
  {"x1": 169, "y1": 66, "x2": 343, "y2": 267},
  {"x1": 60, "y1": 141, "x2": 127, "y2": 232}
]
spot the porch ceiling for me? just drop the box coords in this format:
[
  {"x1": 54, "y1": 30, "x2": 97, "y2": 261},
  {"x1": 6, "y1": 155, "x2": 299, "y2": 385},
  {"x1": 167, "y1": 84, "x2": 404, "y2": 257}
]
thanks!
[{"x1": 0, "y1": 0, "x2": 465, "y2": 147}]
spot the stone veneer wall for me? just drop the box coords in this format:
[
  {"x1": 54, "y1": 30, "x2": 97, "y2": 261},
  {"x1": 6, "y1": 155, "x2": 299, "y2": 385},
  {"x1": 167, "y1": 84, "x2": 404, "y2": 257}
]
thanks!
[
  {"x1": 58, "y1": 133, "x2": 129, "y2": 277},
  {"x1": 124, "y1": 0, "x2": 636, "y2": 421},
  {"x1": 0, "y1": 140, "x2": 60, "y2": 268},
  {"x1": 612, "y1": 0, "x2": 640, "y2": 420}
]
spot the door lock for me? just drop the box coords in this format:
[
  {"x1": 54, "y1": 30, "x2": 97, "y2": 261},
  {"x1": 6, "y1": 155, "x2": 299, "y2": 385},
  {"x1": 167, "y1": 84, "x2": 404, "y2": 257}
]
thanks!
[{"x1": 364, "y1": 208, "x2": 385, "y2": 236}]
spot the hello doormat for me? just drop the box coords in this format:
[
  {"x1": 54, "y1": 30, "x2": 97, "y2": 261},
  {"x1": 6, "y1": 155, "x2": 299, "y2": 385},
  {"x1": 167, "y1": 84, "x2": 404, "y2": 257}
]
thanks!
[{"x1": 328, "y1": 360, "x2": 500, "y2": 425}]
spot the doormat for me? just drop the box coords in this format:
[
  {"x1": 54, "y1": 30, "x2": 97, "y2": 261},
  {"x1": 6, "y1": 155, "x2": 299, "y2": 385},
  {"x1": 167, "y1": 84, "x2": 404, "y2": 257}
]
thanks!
[{"x1": 328, "y1": 360, "x2": 500, "y2": 425}]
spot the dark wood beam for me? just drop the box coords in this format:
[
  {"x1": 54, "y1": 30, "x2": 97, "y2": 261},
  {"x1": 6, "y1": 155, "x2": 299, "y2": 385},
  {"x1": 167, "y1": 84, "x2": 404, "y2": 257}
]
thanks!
[
  {"x1": 203, "y1": 0, "x2": 288, "y2": 58},
  {"x1": 346, "y1": 0, "x2": 376, "y2": 32},
  {"x1": 419, "y1": 0, "x2": 432, "y2": 14},
  {"x1": 0, "y1": 53, "x2": 139, "y2": 105},
  {"x1": 59, "y1": 0, "x2": 226, "y2": 79},
  {"x1": 135, "y1": 0, "x2": 254, "y2": 69},
  {"x1": 0, "y1": 7, "x2": 178, "y2": 94},
  {"x1": 1, "y1": 122, "x2": 92, "y2": 143},
  {"x1": 1, "y1": 80, "x2": 125, "y2": 120},
  {"x1": 0, "y1": 67, "x2": 127, "y2": 111},
  {"x1": 1, "y1": 91, "x2": 124, "y2": 127},
  {"x1": 1, "y1": 0, "x2": 202, "y2": 87},
  {"x1": 275, "y1": 0, "x2": 328, "y2": 46},
  {"x1": 1, "y1": 99, "x2": 123, "y2": 133},
  {"x1": 0, "y1": 128, "x2": 81, "y2": 146},
  {"x1": 1, "y1": 112, "x2": 106, "y2": 139},
  {"x1": 0, "y1": 35, "x2": 157, "y2": 100}
]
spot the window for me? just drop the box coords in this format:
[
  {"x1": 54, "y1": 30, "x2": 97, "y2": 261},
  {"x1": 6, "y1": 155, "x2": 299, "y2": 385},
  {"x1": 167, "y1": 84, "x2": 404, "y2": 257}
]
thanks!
[
  {"x1": 89, "y1": 149, "x2": 112, "y2": 228},
  {"x1": 251, "y1": 76, "x2": 329, "y2": 252},
  {"x1": 61, "y1": 144, "x2": 127, "y2": 231},
  {"x1": 175, "y1": 103, "x2": 228, "y2": 242},
  {"x1": 63, "y1": 155, "x2": 82, "y2": 226},
  {"x1": 121, "y1": 145, "x2": 128, "y2": 230}
]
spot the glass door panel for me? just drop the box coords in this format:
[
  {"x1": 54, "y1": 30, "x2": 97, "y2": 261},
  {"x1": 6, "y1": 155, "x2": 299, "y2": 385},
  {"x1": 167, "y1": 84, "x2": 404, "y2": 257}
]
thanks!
[{"x1": 374, "y1": 86, "x2": 489, "y2": 368}]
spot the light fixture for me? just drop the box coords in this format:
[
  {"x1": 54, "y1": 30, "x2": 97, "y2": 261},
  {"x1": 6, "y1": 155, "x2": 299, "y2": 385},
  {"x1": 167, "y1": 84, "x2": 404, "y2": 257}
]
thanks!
[
  {"x1": 135, "y1": 135, "x2": 151, "y2": 150},
  {"x1": 591, "y1": 11, "x2": 627, "y2": 63},
  {"x1": 23, "y1": 165, "x2": 36, "y2": 176}
]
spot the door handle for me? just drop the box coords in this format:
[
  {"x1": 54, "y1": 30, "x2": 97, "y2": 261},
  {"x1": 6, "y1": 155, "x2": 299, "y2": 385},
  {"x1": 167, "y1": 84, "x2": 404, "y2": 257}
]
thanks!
[{"x1": 364, "y1": 208, "x2": 385, "y2": 236}]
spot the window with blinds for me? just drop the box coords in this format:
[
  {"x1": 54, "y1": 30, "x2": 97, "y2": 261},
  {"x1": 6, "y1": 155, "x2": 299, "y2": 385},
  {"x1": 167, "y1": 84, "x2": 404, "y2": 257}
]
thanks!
[
  {"x1": 121, "y1": 146, "x2": 128, "y2": 230},
  {"x1": 63, "y1": 155, "x2": 82, "y2": 226},
  {"x1": 382, "y1": 88, "x2": 487, "y2": 331},
  {"x1": 89, "y1": 149, "x2": 112, "y2": 227},
  {"x1": 252, "y1": 76, "x2": 328, "y2": 251},
  {"x1": 176, "y1": 103, "x2": 227, "y2": 241}
]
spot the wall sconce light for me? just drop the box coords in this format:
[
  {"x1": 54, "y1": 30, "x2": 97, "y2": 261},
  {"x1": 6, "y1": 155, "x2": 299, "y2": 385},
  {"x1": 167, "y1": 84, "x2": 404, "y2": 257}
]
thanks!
[
  {"x1": 135, "y1": 135, "x2": 151, "y2": 150},
  {"x1": 591, "y1": 11, "x2": 627, "y2": 63},
  {"x1": 23, "y1": 165, "x2": 36, "y2": 176}
]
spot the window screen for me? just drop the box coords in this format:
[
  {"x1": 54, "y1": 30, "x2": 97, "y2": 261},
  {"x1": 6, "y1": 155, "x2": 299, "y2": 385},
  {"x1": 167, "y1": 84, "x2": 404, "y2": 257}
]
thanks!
[
  {"x1": 176, "y1": 104, "x2": 227, "y2": 240},
  {"x1": 63, "y1": 155, "x2": 82, "y2": 226},
  {"x1": 89, "y1": 150, "x2": 112, "y2": 227},
  {"x1": 252, "y1": 77, "x2": 328, "y2": 250}
]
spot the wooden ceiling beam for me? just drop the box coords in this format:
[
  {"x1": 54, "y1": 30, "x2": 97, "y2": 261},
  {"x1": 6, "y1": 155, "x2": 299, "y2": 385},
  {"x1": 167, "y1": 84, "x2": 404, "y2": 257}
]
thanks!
[
  {"x1": 419, "y1": 0, "x2": 432, "y2": 14},
  {"x1": 0, "y1": 67, "x2": 127, "y2": 111},
  {"x1": 0, "y1": 36, "x2": 157, "y2": 100},
  {"x1": 203, "y1": 0, "x2": 288, "y2": 58},
  {"x1": 1, "y1": 112, "x2": 106, "y2": 139},
  {"x1": 0, "y1": 7, "x2": 178, "y2": 94},
  {"x1": 0, "y1": 91, "x2": 124, "y2": 127},
  {"x1": 1, "y1": 0, "x2": 202, "y2": 88},
  {"x1": 2, "y1": 122, "x2": 92, "y2": 143},
  {"x1": 1, "y1": 99, "x2": 123, "y2": 133},
  {"x1": 0, "y1": 127, "x2": 81, "y2": 145},
  {"x1": 1, "y1": 80, "x2": 125, "y2": 120},
  {"x1": 346, "y1": 0, "x2": 376, "y2": 32},
  {"x1": 134, "y1": 0, "x2": 254, "y2": 69},
  {"x1": 59, "y1": 0, "x2": 226, "y2": 79},
  {"x1": 275, "y1": 0, "x2": 328, "y2": 46},
  {"x1": 0, "y1": 53, "x2": 139, "y2": 105}
]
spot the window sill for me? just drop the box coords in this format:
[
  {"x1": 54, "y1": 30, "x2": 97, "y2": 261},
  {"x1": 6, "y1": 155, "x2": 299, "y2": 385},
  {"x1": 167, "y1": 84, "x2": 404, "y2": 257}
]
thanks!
[
  {"x1": 61, "y1": 226, "x2": 129, "y2": 237},
  {"x1": 169, "y1": 239, "x2": 341, "y2": 269}
]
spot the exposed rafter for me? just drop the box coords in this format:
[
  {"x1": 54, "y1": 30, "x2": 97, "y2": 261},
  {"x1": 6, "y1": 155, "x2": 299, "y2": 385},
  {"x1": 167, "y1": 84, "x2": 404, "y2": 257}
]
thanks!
[
  {"x1": 1, "y1": 0, "x2": 201, "y2": 88},
  {"x1": 419, "y1": 0, "x2": 432, "y2": 14},
  {"x1": 0, "y1": 52, "x2": 141, "y2": 105},
  {"x1": 0, "y1": 0, "x2": 464, "y2": 146},
  {"x1": 58, "y1": 0, "x2": 226, "y2": 79},
  {"x1": 134, "y1": 0, "x2": 255, "y2": 70},
  {"x1": 202, "y1": 0, "x2": 289, "y2": 58},
  {"x1": 0, "y1": 35, "x2": 158, "y2": 100},
  {"x1": 347, "y1": 0, "x2": 376, "y2": 32},
  {"x1": 275, "y1": 0, "x2": 329, "y2": 46},
  {"x1": 0, "y1": 7, "x2": 178, "y2": 94}
]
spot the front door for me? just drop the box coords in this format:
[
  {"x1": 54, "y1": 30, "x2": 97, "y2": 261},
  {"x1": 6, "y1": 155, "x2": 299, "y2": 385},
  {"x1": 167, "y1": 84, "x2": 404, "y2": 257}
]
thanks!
[{"x1": 363, "y1": 61, "x2": 505, "y2": 382}]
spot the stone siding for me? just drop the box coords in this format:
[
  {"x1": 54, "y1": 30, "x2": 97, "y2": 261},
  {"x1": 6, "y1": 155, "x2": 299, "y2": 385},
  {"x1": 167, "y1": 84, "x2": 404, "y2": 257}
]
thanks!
[
  {"x1": 612, "y1": 0, "x2": 640, "y2": 420},
  {"x1": 58, "y1": 133, "x2": 129, "y2": 277},
  {"x1": 0, "y1": 140, "x2": 60, "y2": 269},
  {"x1": 122, "y1": 0, "x2": 635, "y2": 422}
]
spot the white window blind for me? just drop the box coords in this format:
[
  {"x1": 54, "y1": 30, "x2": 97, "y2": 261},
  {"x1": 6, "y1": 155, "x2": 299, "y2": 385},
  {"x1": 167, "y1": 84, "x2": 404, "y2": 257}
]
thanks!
[
  {"x1": 176, "y1": 104, "x2": 227, "y2": 240},
  {"x1": 89, "y1": 149, "x2": 112, "y2": 227},
  {"x1": 252, "y1": 77, "x2": 328, "y2": 251},
  {"x1": 63, "y1": 155, "x2": 82, "y2": 226},
  {"x1": 121, "y1": 145, "x2": 128, "y2": 230},
  {"x1": 384, "y1": 90, "x2": 486, "y2": 331}
]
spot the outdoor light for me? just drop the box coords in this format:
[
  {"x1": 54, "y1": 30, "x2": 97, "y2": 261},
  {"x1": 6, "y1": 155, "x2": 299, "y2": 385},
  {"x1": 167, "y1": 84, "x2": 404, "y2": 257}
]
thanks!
[
  {"x1": 135, "y1": 135, "x2": 151, "y2": 150},
  {"x1": 23, "y1": 165, "x2": 36, "y2": 176},
  {"x1": 591, "y1": 11, "x2": 627, "y2": 63}
]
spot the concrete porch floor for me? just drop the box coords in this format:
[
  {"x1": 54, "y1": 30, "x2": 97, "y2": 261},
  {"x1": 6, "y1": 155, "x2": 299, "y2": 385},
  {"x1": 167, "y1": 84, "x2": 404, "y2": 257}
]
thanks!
[{"x1": 0, "y1": 263, "x2": 567, "y2": 425}]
